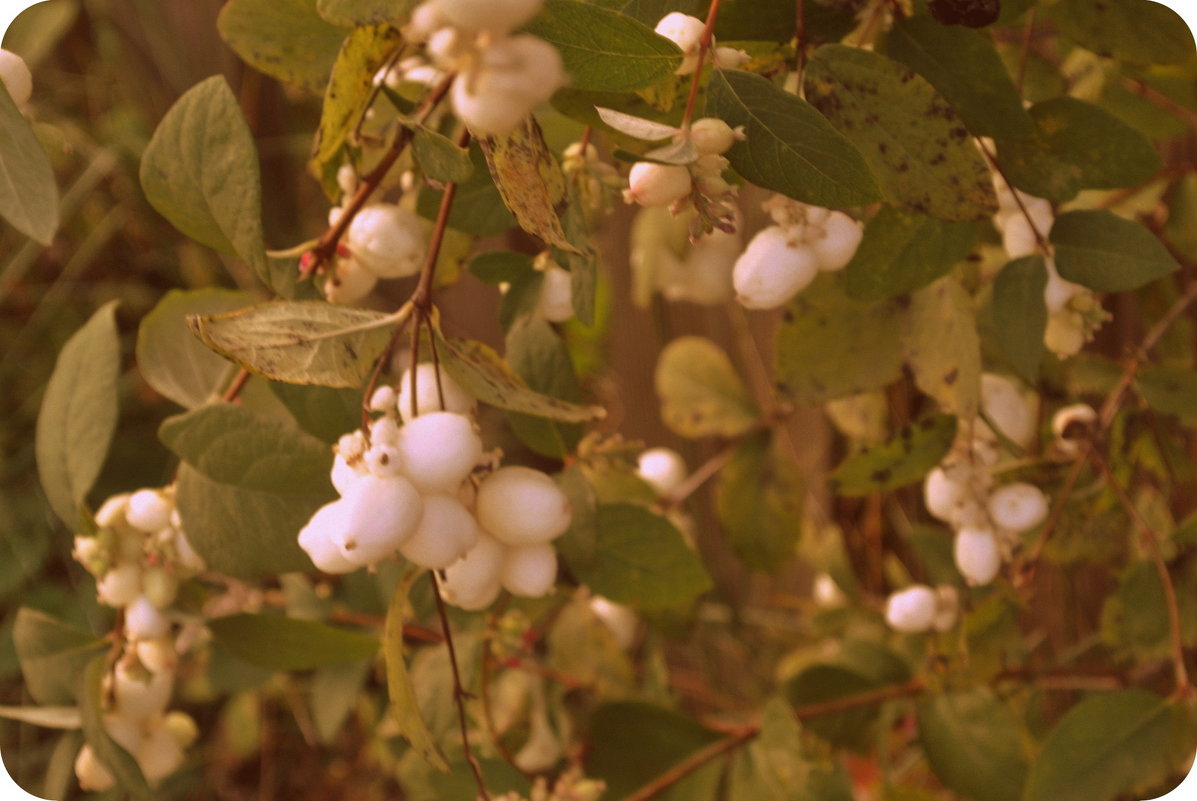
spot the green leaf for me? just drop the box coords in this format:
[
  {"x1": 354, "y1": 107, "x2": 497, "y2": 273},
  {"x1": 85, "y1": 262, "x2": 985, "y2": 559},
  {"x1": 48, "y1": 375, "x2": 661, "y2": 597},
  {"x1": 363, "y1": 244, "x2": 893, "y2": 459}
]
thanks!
[
  {"x1": 312, "y1": 25, "x2": 402, "y2": 170},
  {"x1": 991, "y1": 256, "x2": 1048, "y2": 383},
  {"x1": 729, "y1": 697, "x2": 854, "y2": 801},
  {"x1": 187, "y1": 301, "x2": 398, "y2": 388},
  {"x1": 786, "y1": 664, "x2": 885, "y2": 751},
  {"x1": 654, "y1": 336, "x2": 759, "y2": 438},
  {"x1": 136, "y1": 288, "x2": 252, "y2": 408},
  {"x1": 317, "y1": 0, "x2": 414, "y2": 26},
  {"x1": 1052, "y1": 0, "x2": 1195, "y2": 65},
  {"x1": 78, "y1": 656, "x2": 152, "y2": 799},
  {"x1": 916, "y1": 688, "x2": 1028, "y2": 801},
  {"x1": 705, "y1": 69, "x2": 880, "y2": 209},
  {"x1": 554, "y1": 464, "x2": 599, "y2": 569},
  {"x1": 523, "y1": 0, "x2": 683, "y2": 92},
  {"x1": 468, "y1": 250, "x2": 534, "y2": 284},
  {"x1": 35, "y1": 301, "x2": 120, "y2": 529},
  {"x1": 208, "y1": 613, "x2": 378, "y2": 671},
  {"x1": 1023, "y1": 690, "x2": 1175, "y2": 801},
  {"x1": 480, "y1": 117, "x2": 577, "y2": 252},
  {"x1": 0, "y1": 705, "x2": 81, "y2": 729},
  {"x1": 1136, "y1": 365, "x2": 1197, "y2": 423},
  {"x1": 218, "y1": 0, "x2": 347, "y2": 93},
  {"x1": 804, "y1": 45, "x2": 996, "y2": 221},
  {"x1": 139, "y1": 76, "x2": 278, "y2": 291},
  {"x1": 12, "y1": 609, "x2": 105, "y2": 706},
  {"x1": 412, "y1": 125, "x2": 474, "y2": 184},
  {"x1": 269, "y1": 383, "x2": 362, "y2": 443},
  {"x1": 434, "y1": 332, "x2": 605, "y2": 422},
  {"x1": 0, "y1": 80, "x2": 58, "y2": 244},
  {"x1": 885, "y1": 16, "x2": 1034, "y2": 140},
  {"x1": 505, "y1": 317, "x2": 584, "y2": 458},
  {"x1": 311, "y1": 660, "x2": 371, "y2": 743},
  {"x1": 585, "y1": 702, "x2": 722, "y2": 801},
  {"x1": 844, "y1": 206, "x2": 980, "y2": 301},
  {"x1": 572, "y1": 504, "x2": 712, "y2": 610},
  {"x1": 829, "y1": 414, "x2": 957, "y2": 497},
  {"x1": 1102, "y1": 559, "x2": 1197, "y2": 656},
  {"x1": 775, "y1": 275, "x2": 906, "y2": 404},
  {"x1": 996, "y1": 97, "x2": 1163, "y2": 202},
  {"x1": 417, "y1": 144, "x2": 516, "y2": 236},
  {"x1": 384, "y1": 570, "x2": 449, "y2": 771},
  {"x1": 716, "y1": 431, "x2": 803, "y2": 571},
  {"x1": 1050, "y1": 209, "x2": 1179, "y2": 292},
  {"x1": 903, "y1": 276, "x2": 981, "y2": 418},
  {"x1": 498, "y1": 269, "x2": 545, "y2": 332}
]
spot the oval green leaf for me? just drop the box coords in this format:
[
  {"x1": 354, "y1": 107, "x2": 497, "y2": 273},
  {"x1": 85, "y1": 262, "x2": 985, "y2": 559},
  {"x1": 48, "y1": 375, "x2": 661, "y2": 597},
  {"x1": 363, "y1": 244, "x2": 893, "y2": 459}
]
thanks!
[
  {"x1": 209, "y1": 613, "x2": 379, "y2": 671},
  {"x1": 1050, "y1": 209, "x2": 1179, "y2": 292},
  {"x1": 917, "y1": 688, "x2": 1029, "y2": 801},
  {"x1": 0, "y1": 81, "x2": 58, "y2": 244},
  {"x1": 716, "y1": 431, "x2": 803, "y2": 571},
  {"x1": 829, "y1": 413, "x2": 957, "y2": 497},
  {"x1": 655, "y1": 335, "x2": 760, "y2": 438},
  {"x1": 845, "y1": 206, "x2": 980, "y2": 301},
  {"x1": 218, "y1": 0, "x2": 347, "y2": 93},
  {"x1": 991, "y1": 256, "x2": 1047, "y2": 382}
]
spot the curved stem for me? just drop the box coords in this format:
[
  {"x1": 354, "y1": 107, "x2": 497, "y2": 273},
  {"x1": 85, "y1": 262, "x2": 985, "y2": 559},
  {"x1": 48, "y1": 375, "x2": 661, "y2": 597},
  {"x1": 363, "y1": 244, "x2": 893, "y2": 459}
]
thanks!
[{"x1": 679, "y1": 0, "x2": 724, "y2": 133}]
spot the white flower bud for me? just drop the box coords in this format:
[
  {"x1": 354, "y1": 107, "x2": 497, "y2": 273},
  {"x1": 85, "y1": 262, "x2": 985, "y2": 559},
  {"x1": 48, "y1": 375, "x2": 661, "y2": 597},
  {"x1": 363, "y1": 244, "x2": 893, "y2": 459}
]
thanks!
[
  {"x1": 126, "y1": 489, "x2": 173, "y2": 532},
  {"x1": 113, "y1": 662, "x2": 173, "y2": 722},
  {"x1": 298, "y1": 500, "x2": 360, "y2": 574},
  {"x1": 808, "y1": 211, "x2": 862, "y2": 272},
  {"x1": 537, "y1": 263, "x2": 574, "y2": 322},
  {"x1": 500, "y1": 543, "x2": 557, "y2": 597},
  {"x1": 334, "y1": 474, "x2": 424, "y2": 565},
  {"x1": 397, "y1": 363, "x2": 475, "y2": 422},
  {"x1": 137, "y1": 725, "x2": 185, "y2": 784},
  {"x1": 954, "y1": 527, "x2": 1002, "y2": 586},
  {"x1": 395, "y1": 412, "x2": 483, "y2": 493},
  {"x1": 434, "y1": 0, "x2": 544, "y2": 33},
  {"x1": 733, "y1": 226, "x2": 819, "y2": 309},
  {"x1": 440, "y1": 532, "x2": 505, "y2": 610},
  {"x1": 97, "y1": 561, "x2": 142, "y2": 607},
  {"x1": 987, "y1": 482, "x2": 1049, "y2": 533},
  {"x1": 345, "y1": 204, "x2": 426, "y2": 278},
  {"x1": 885, "y1": 584, "x2": 938, "y2": 633},
  {"x1": 623, "y1": 161, "x2": 692, "y2": 207},
  {"x1": 398, "y1": 494, "x2": 480, "y2": 569},
  {"x1": 75, "y1": 745, "x2": 116, "y2": 792},
  {"x1": 126, "y1": 596, "x2": 170, "y2": 640},
  {"x1": 980, "y1": 373, "x2": 1036, "y2": 449},
  {"x1": 636, "y1": 447, "x2": 687, "y2": 497},
  {"x1": 476, "y1": 466, "x2": 572, "y2": 547},
  {"x1": 590, "y1": 596, "x2": 639, "y2": 649},
  {"x1": 0, "y1": 49, "x2": 32, "y2": 108},
  {"x1": 654, "y1": 12, "x2": 705, "y2": 74},
  {"x1": 689, "y1": 118, "x2": 739, "y2": 156}
]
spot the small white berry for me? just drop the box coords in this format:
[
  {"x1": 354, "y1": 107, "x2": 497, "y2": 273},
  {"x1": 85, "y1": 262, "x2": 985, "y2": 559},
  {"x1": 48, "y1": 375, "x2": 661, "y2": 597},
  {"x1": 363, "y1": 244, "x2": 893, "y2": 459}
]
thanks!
[
  {"x1": 104, "y1": 712, "x2": 144, "y2": 754},
  {"x1": 500, "y1": 543, "x2": 557, "y2": 597},
  {"x1": 397, "y1": 363, "x2": 475, "y2": 422},
  {"x1": 475, "y1": 466, "x2": 572, "y2": 547},
  {"x1": 923, "y1": 467, "x2": 965, "y2": 523},
  {"x1": 112, "y1": 662, "x2": 173, "y2": 722},
  {"x1": 636, "y1": 447, "x2": 687, "y2": 497},
  {"x1": 537, "y1": 263, "x2": 574, "y2": 322},
  {"x1": 125, "y1": 596, "x2": 170, "y2": 640},
  {"x1": 345, "y1": 204, "x2": 426, "y2": 279},
  {"x1": 654, "y1": 12, "x2": 705, "y2": 74},
  {"x1": 398, "y1": 494, "x2": 480, "y2": 569},
  {"x1": 808, "y1": 211, "x2": 862, "y2": 272},
  {"x1": 369, "y1": 385, "x2": 398, "y2": 413},
  {"x1": 1051, "y1": 403, "x2": 1097, "y2": 456},
  {"x1": 812, "y1": 573, "x2": 846, "y2": 608},
  {"x1": 136, "y1": 637, "x2": 178, "y2": 674},
  {"x1": 1002, "y1": 213, "x2": 1039, "y2": 259},
  {"x1": 954, "y1": 527, "x2": 1002, "y2": 586},
  {"x1": 334, "y1": 474, "x2": 424, "y2": 565},
  {"x1": 126, "y1": 489, "x2": 173, "y2": 532},
  {"x1": 298, "y1": 500, "x2": 360, "y2": 574},
  {"x1": 325, "y1": 256, "x2": 378, "y2": 304},
  {"x1": 623, "y1": 161, "x2": 692, "y2": 207},
  {"x1": 451, "y1": 36, "x2": 564, "y2": 136},
  {"x1": 395, "y1": 412, "x2": 483, "y2": 493},
  {"x1": 689, "y1": 118, "x2": 739, "y2": 156},
  {"x1": 163, "y1": 711, "x2": 199, "y2": 748},
  {"x1": 0, "y1": 49, "x2": 32, "y2": 108},
  {"x1": 440, "y1": 532, "x2": 505, "y2": 610},
  {"x1": 141, "y1": 567, "x2": 179, "y2": 609},
  {"x1": 74, "y1": 745, "x2": 116, "y2": 792},
  {"x1": 137, "y1": 725, "x2": 185, "y2": 784},
  {"x1": 713, "y1": 46, "x2": 749, "y2": 69},
  {"x1": 95, "y1": 493, "x2": 131, "y2": 529},
  {"x1": 97, "y1": 561, "x2": 142, "y2": 608},
  {"x1": 1044, "y1": 310, "x2": 1087, "y2": 358},
  {"x1": 733, "y1": 226, "x2": 819, "y2": 309},
  {"x1": 365, "y1": 443, "x2": 405, "y2": 477},
  {"x1": 987, "y1": 482, "x2": 1049, "y2": 533},
  {"x1": 885, "y1": 584, "x2": 938, "y2": 633}
]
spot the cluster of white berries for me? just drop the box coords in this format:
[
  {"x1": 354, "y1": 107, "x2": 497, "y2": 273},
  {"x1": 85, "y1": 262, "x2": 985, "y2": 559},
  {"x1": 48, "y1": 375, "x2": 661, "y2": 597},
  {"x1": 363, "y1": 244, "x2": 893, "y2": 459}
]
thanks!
[
  {"x1": 631, "y1": 206, "x2": 742, "y2": 306},
  {"x1": 653, "y1": 12, "x2": 748, "y2": 76},
  {"x1": 991, "y1": 176, "x2": 1107, "y2": 358},
  {"x1": 884, "y1": 584, "x2": 959, "y2": 634},
  {"x1": 297, "y1": 364, "x2": 573, "y2": 610},
  {"x1": 922, "y1": 374, "x2": 1050, "y2": 587},
  {"x1": 622, "y1": 118, "x2": 743, "y2": 217},
  {"x1": 407, "y1": 0, "x2": 565, "y2": 136},
  {"x1": 733, "y1": 195, "x2": 863, "y2": 309},
  {"x1": 0, "y1": 48, "x2": 32, "y2": 109},
  {"x1": 324, "y1": 202, "x2": 427, "y2": 304},
  {"x1": 72, "y1": 488, "x2": 203, "y2": 790}
]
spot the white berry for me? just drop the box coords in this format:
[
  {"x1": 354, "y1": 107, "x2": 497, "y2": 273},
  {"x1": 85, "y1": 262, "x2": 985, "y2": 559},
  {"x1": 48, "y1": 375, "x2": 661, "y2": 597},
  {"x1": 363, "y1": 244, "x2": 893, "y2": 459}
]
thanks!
[
  {"x1": 623, "y1": 162, "x2": 692, "y2": 207},
  {"x1": 74, "y1": 745, "x2": 116, "y2": 792},
  {"x1": 689, "y1": 118, "x2": 738, "y2": 156},
  {"x1": 500, "y1": 542, "x2": 557, "y2": 597},
  {"x1": 475, "y1": 466, "x2": 572, "y2": 546},
  {"x1": 298, "y1": 500, "x2": 361, "y2": 574},
  {"x1": 885, "y1": 585, "x2": 938, "y2": 633},
  {"x1": 95, "y1": 493, "x2": 131, "y2": 530},
  {"x1": 399, "y1": 493, "x2": 480, "y2": 569},
  {"x1": 395, "y1": 412, "x2": 482, "y2": 493},
  {"x1": 654, "y1": 12, "x2": 705, "y2": 74},
  {"x1": 325, "y1": 256, "x2": 378, "y2": 304},
  {"x1": 345, "y1": 204, "x2": 426, "y2": 278},
  {"x1": 954, "y1": 527, "x2": 1002, "y2": 586},
  {"x1": 923, "y1": 467, "x2": 965, "y2": 523},
  {"x1": 125, "y1": 596, "x2": 170, "y2": 640},
  {"x1": 136, "y1": 637, "x2": 178, "y2": 674},
  {"x1": 97, "y1": 561, "x2": 142, "y2": 607},
  {"x1": 636, "y1": 447, "x2": 687, "y2": 497},
  {"x1": 440, "y1": 532, "x2": 505, "y2": 610},
  {"x1": 0, "y1": 49, "x2": 32, "y2": 108},
  {"x1": 1051, "y1": 403, "x2": 1097, "y2": 456},
  {"x1": 330, "y1": 454, "x2": 367, "y2": 495},
  {"x1": 808, "y1": 211, "x2": 862, "y2": 272},
  {"x1": 112, "y1": 663, "x2": 173, "y2": 722},
  {"x1": 137, "y1": 725, "x2": 185, "y2": 784},
  {"x1": 1002, "y1": 212, "x2": 1039, "y2": 259},
  {"x1": 334, "y1": 474, "x2": 424, "y2": 565},
  {"x1": 397, "y1": 363, "x2": 475, "y2": 422},
  {"x1": 733, "y1": 226, "x2": 819, "y2": 309},
  {"x1": 987, "y1": 482, "x2": 1049, "y2": 532},
  {"x1": 126, "y1": 489, "x2": 172, "y2": 532},
  {"x1": 451, "y1": 36, "x2": 565, "y2": 136},
  {"x1": 537, "y1": 263, "x2": 574, "y2": 322}
]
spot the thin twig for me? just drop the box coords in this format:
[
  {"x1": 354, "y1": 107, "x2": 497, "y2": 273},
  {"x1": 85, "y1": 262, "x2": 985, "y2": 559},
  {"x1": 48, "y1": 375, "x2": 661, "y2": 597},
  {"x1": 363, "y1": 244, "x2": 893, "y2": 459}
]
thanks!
[
  {"x1": 793, "y1": 677, "x2": 925, "y2": 719},
  {"x1": 429, "y1": 573, "x2": 491, "y2": 801},
  {"x1": 618, "y1": 728, "x2": 756, "y2": 801},
  {"x1": 221, "y1": 368, "x2": 251, "y2": 403},
  {"x1": 1015, "y1": 7, "x2": 1036, "y2": 96},
  {"x1": 679, "y1": 0, "x2": 724, "y2": 132},
  {"x1": 976, "y1": 137, "x2": 1050, "y2": 252}
]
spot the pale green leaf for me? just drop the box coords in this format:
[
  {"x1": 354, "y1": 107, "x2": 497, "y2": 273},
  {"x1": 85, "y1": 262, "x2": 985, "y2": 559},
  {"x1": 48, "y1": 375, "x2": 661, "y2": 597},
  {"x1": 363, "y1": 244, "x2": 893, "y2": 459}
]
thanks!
[
  {"x1": 0, "y1": 705, "x2": 81, "y2": 730},
  {"x1": 595, "y1": 106, "x2": 678, "y2": 140},
  {"x1": 208, "y1": 614, "x2": 378, "y2": 671},
  {"x1": 844, "y1": 206, "x2": 980, "y2": 301},
  {"x1": 1136, "y1": 365, "x2": 1197, "y2": 423},
  {"x1": 0, "y1": 79, "x2": 57, "y2": 244},
  {"x1": 384, "y1": 570, "x2": 449, "y2": 771},
  {"x1": 716, "y1": 431, "x2": 803, "y2": 571},
  {"x1": 187, "y1": 301, "x2": 398, "y2": 388},
  {"x1": 218, "y1": 0, "x2": 347, "y2": 93},
  {"x1": 991, "y1": 256, "x2": 1047, "y2": 382},
  {"x1": 35, "y1": 301, "x2": 120, "y2": 529},
  {"x1": 505, "y1": 317, "x2": 584, "y2": 458},
  {"x1": 1050, "y1": 209, "x2": 1179, "y2": 292},
  {"x1": 804, "y1": 45, "x2": 997, "y2": 221},
  {"x1": 917, "y1": 688, "x2": 1028, "y2": 801},
  {"x1": 903, "y1": 276, "x2": 981, "y2": 418},
  {"x1": 655, "y1": 336, "x2": 759, "y2": 438},
  {"x1": 1053, "y1": 0, "x2": 1195, "y2": 65},
  {"x1": 413, "y1": 125, "x2": 474, "y2": 184},
  {"x1": 311, "y1": 661, "x2": 371, "y2": 743},
  {"x1": 12, "y1": 609, "x2": 105, "y2": 707},
  {"x1": 829, "y1": 414, "x2": 956, "y2": 497},
  {"x1": 705, "y1": 69, "x2": 880, "y2": 209}
]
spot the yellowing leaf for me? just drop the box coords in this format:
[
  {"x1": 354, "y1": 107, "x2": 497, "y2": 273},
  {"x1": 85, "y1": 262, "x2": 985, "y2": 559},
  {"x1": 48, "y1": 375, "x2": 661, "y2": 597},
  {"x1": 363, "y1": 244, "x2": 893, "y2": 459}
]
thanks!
[
  {"x1": 655, "y1": 336, "x2": 760, "y2": 438},
  {"x1": 312, "y1": 24, "x2": 402, "y2": 169}
]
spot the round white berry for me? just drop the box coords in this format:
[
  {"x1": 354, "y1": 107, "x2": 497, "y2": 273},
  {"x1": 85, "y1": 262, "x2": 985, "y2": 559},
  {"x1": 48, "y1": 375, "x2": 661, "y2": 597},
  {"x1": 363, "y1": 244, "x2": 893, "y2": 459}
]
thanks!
[
  {"x1": 345, "y1": 204, "x2": 426, "y2": 278},
  {"x1": 654, "y1": 12, "x2": 705, "y2": 73},
  {"x1": 125, "y1": 596, "x2": 170, "y2": 641},
  {"x1": 97, "y1": 561, "x2": 142, "y2": 608},
  {"x1": 395, "y1": 412, "x2": 482, "y2": 493},
  {"x1": 334, "y1": 474, "x2": 424, "y2": 565},
  {"x1": 590, "y1": 596, "x2": 639, "y2": 648},
  {"x1": 451, "y1": 36, "x2": 565, "y2": 135},
  {"x1": 325, "y1": 256, "x2": 378, "y2": 304},
  {"x1": 885, "y1": 585, "x2": 938, "y2": 633},
  {"x1": 537, "y1": 263, "x2": 574, "y2": 322},
  {"x1": 440, "y1": 532, "x2": 505, "y2": 610},
  {"x1": 104, "y1": 712, "x2": 145, "y2": 754},
  {"x1": 690, "y1": 118, "x2": 738, "y2": 156},
  {"x1": 137, "y1": 725, "x2": 185, "y2": 784},
  {"x1": 500, "y1": 543, "x2": 557, "y2": 597},
  {"x1": 808, "y1": 211, "x2": 862, "y2": 272},
  {"x1": 713, "y1": 46, "x2": 749, "y2": 69},
  {"x1": 0, "y1": 50, "x2": 32, "y2": 108},
  {"x1": 1044, "y1": 259, "x2": 1085, "y2": 314},
  {"x1": 624, "y1": 161, "x2": 692, "y2": 207},
  {"x1": 954, "y1": 527, "x2": 1002, "y2": 586},
  {"x1": 371, "y1": 416, "x2": 401, "y2": 447},
  {"x1": 113, "y1": 662, "x2": 173, "y2": 722},
  {"x1": 399, "y1": 493, "x2": 480, "y2": 569},
  {"x1": 980, "y1": 373, "x2": 1036, "y2": 449},
  {"x1": 636, "y1": 447, "x2": 687, "y2": 497},
  {"x1": 365, "y1": 443, "x2": 405, "y2": 477},
  {"x1": 298, "y1": 500, "x2": 360, "y2": 574},
  {"x1": 733, "y1": 226, "x2": 819, "y2": 309},
  {"x1": 923, "y1": 467, "x2": 966, "y2": 523},
  {"x1": 74, "y1": 745, "x2": 116, "y2": 792},
  {"x1": 136, "y1": 637, "x2": 177, "y2": 674},
  {"x1": 369, "y1": 385, "x2": 398, "y2": 413},
  {"x1": 987, "y1": 482, "x2": 1049, "y2": 533},
  {"x1": 126, "y1": 489, "x2": 173, "y2": 532},
  {"x1": 476, "y1": 466, "x2": 572, "y2": 547},
  {"x1": 397, "y1": 363, "x2": 475, "y2": 422},
  {"x1": 434, "y1": 0, "x2": 544, "y2": 33}
]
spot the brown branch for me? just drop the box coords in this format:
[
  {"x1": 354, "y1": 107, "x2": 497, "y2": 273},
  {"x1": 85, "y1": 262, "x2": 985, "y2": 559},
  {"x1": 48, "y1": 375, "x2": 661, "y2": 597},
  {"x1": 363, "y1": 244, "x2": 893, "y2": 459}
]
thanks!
[
  {"x1": 976, "y1": 137, "x2": 1051, "y2": 253},
  {"x1": 793, "y1": 677, "x2": 925, "y2": 719},
  {"x1": 679, "y1": 0, "x2": 724, "y2": 132},
  {"x1": 429, "y1": 572, "x2": 491, "y2": 801},
  {"x1": 1124, "y1": 77, "x2": 1197, "y2": 135},
  {"x1": 618, "y1": 728, "x2": 756, "y2": 801},
  {"x1": 221, "y1": 368, "x2": 251, "y2": 403}
]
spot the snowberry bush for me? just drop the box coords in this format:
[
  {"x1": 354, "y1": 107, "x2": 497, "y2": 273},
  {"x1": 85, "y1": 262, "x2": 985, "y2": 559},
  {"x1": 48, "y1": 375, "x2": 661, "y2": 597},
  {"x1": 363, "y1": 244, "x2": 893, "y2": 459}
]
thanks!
[{"x1": 7, "y1": 0, "x2": 1197, "y2": 799}]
